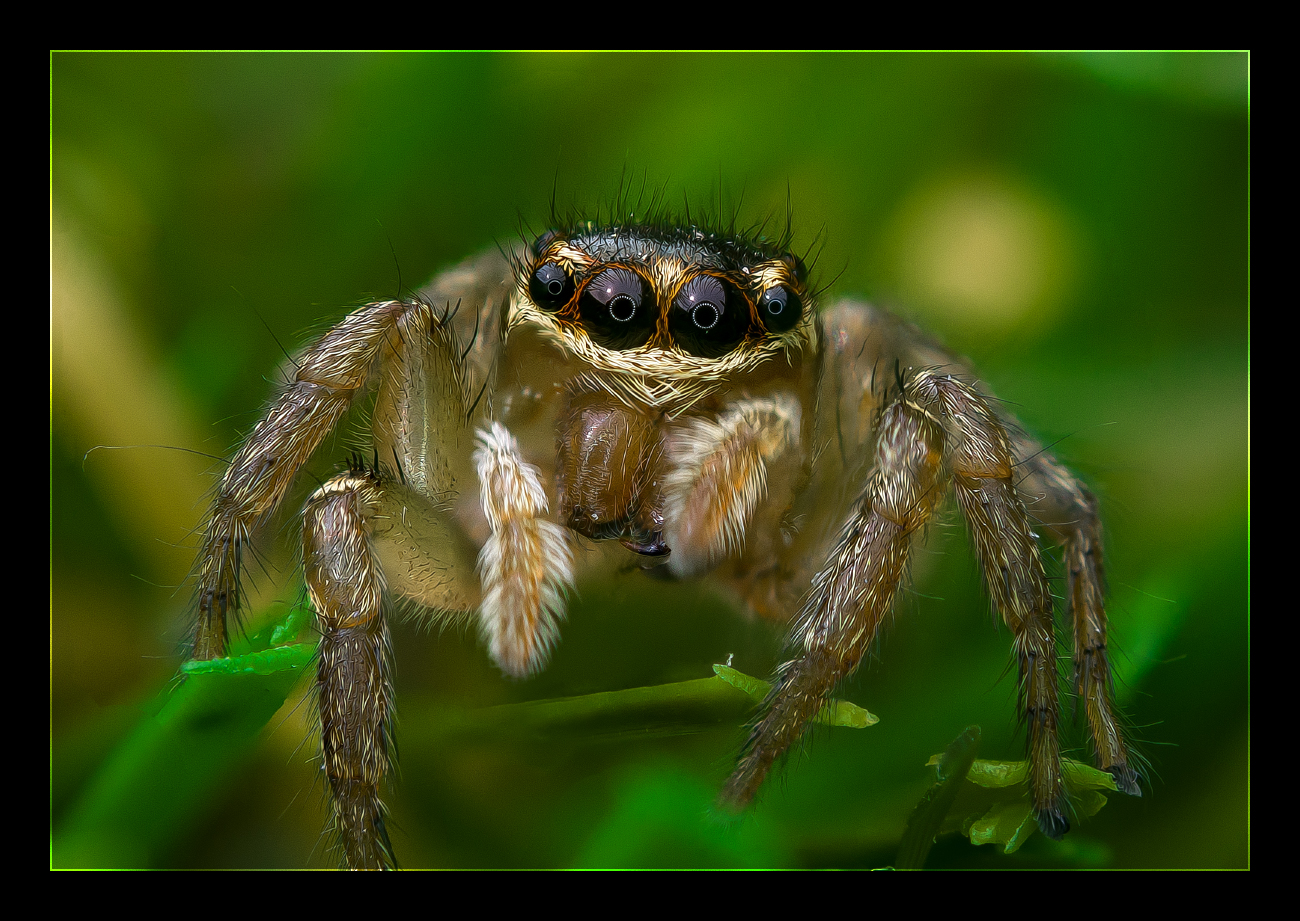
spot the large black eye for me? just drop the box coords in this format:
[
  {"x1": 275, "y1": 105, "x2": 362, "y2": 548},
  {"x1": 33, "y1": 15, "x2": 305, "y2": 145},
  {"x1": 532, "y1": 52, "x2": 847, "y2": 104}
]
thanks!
[
  {"x1": 530, "y1": 261, "x2": 574, "y2": 312},
  {"x1": 578, "y1": 267, "x2": 654, "y2": 349},
  {"x1": 757, "y1": 284, "x2": 802, "y2": 333},
  {"x1": 670, "y1": 275, "x2": 751, "y2": 358}
]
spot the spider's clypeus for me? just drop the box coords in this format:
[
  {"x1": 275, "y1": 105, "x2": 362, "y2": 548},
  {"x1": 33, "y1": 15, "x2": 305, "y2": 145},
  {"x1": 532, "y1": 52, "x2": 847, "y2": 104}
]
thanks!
[{"x1": 189, "y1": 214, "x2": 1141, "y2": 868}]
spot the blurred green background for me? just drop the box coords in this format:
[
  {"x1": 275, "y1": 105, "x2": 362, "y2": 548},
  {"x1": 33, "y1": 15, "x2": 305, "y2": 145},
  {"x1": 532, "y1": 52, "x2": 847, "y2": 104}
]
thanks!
[{"x1": 51, "y1": 53, "x2": 1248, "y2": 869}]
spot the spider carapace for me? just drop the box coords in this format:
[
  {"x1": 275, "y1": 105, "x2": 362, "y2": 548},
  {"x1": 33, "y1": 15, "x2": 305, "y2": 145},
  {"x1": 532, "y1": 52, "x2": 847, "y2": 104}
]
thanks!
[{"x1": 189, "y1": 215, "x2": 1140, "y2": 868}]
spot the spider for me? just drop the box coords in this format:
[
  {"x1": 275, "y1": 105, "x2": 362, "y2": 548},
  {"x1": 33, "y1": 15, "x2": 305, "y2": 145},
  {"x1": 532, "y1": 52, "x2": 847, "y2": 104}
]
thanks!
[{"x1": 188, "y1": 210, "x2": 1140, "y2": 868}]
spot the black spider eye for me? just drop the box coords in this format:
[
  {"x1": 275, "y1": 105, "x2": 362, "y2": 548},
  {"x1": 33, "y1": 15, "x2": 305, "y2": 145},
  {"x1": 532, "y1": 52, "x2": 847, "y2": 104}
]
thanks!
[
  {"x1": 670, "y1": 275, "x2": 752, "y2": 358},
  {"x1": 758, "y1": 284, "x2": 802, "y2": 333},
  {"x1": 578, "y1": 267, "x2": 654, "y2": 349},
  {"x1": 530, "y1": 261, "x2": 574, "y2": 312}
]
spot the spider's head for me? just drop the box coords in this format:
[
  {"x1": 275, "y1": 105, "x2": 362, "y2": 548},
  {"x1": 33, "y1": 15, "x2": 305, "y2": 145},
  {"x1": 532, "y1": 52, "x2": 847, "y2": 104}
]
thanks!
[{"x1": 509, "y1": 221, "x2": 817, "y2": 408}]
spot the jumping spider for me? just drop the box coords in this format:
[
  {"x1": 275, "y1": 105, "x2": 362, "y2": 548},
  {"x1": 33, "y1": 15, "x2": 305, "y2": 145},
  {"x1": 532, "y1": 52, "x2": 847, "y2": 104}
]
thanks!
[{"x1": 189, "y1": 212, "x2": 1140, "y2": 868}]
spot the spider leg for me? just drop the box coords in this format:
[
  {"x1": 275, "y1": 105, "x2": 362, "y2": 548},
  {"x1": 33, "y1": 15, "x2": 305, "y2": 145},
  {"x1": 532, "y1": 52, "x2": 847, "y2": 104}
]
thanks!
[
  {"x1": 191, "y1": 250, "x2": 510, "y2": 868},
  {"x1": 922, "y1": 371, "x2": 1067, "y2": 838},
  {"x1": 303, "y1": 471, "x2": 396, "y2": 870},
  {"x1": 1014, "y1": 437, "x2": 1140, "y2": 796},
  {"x1": 296, "y1": 290, "x2": 497, "y2": 869},
  {"x1": 192, "y1": 249, "x2": 510, "y2": 662},
  {"x1": 304, "y1": 462, "x2": 491, "y2": 870},
  {"x1": 721, "y1": 382, "x2": 946, "y2": 808},
  {"x1": 722, "y1": 369, "x2": 1072, "y2": 839},
  {"x1": 192, "y1": 299, "x2": 420, "y2": 660}
]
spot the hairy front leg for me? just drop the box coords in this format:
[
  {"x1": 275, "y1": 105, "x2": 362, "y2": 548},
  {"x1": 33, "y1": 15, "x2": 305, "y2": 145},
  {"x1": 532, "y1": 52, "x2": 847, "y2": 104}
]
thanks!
[
  {"x1": 304, "y1": 472, "x2": 395, "y2": 870},
  {"x1": 193, "y1": 299, "x2": 424, "y2": 660}
]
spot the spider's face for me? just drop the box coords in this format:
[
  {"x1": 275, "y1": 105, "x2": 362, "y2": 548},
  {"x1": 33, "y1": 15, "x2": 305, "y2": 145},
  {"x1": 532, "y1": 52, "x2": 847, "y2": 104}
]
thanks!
[{"x1": 510, "y1": 224, "x2": 816, "y2": 408}]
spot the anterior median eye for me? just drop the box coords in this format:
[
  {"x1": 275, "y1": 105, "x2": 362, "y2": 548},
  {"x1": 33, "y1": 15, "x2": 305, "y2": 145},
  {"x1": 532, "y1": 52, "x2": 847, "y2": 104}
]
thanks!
[
  {"x1": 579, "y1": 267, "x2": 655, "y2": 349},
  {"x1": 670, "y1": 274, "x2": 751, "y2": 357},
  {"x1": 757, "y1": 284, "x2": 802, "y2": 333},
  {"x1": 530, "y1": 261, "x2": 574, "y2": 311}
]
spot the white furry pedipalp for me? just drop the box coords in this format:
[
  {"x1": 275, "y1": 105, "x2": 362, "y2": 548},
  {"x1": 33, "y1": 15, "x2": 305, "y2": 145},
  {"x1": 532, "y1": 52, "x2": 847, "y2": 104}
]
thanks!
[
  {"x1": 664, "y1": 395, "x2": 801, "y2": 578},
  {"x1": 473, "y1": 422, "x2": 574, "y2": 676}
]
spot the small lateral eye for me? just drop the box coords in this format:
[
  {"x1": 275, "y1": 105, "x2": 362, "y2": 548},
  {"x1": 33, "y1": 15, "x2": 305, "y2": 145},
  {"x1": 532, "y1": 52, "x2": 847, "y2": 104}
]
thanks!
[
  {"x1": 670, "y1": 274, "x2": 751, "y2": 357},
  {"x1": 530, "y1": 261, "x2": 574, "y2": 311},
  {"x1": 757, "y1": 285, "x2": 802, "y2": 333},
  {"x1": 578, "y1": 267, "x2": 654, "y2": 349}
]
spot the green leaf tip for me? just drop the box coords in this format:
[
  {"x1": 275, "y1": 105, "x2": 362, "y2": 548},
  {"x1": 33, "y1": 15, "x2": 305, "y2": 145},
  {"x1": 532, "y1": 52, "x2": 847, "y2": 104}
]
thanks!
[
  {"x1": 923, "y1": 755, "x2": 1119, "y2": 793},
  {"x1": 181, "y1": 643, "x2": 315, "y2": 677},
  {"x1": 711, "y1": 664, "x2": 877, "y2": 729}
]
